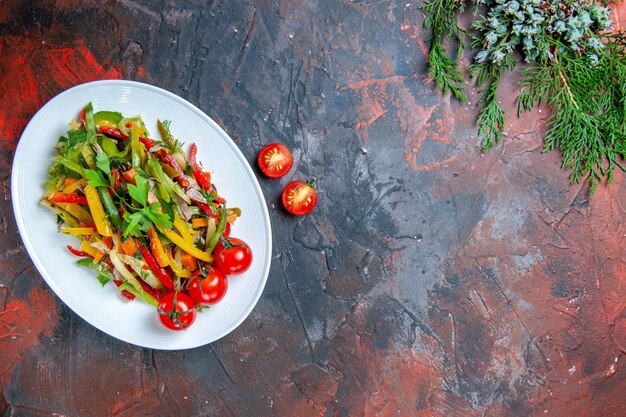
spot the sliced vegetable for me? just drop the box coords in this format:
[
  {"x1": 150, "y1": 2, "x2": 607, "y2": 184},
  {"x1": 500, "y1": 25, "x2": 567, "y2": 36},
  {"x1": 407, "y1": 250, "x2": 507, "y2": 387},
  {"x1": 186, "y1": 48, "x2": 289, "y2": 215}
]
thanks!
[
  {"x1": 48, "y1": 192, "x2": 88, "y2": 205},
  {"x1": 109, "y1": 250, "x2": 143, "y2": 292},
  {"x1": 54, "y1": 202, "x2": 94, "y2": 225},
  {"x1": 189, "y1": 143, "x2": 212, "y2": 190},
  {"x1": 136, "y1": 241, "x2": 174, "y2": 290},
  {"x1": 67, "y1": 245, "x2": 92, "y2": 258},
  {"x1": 281, "y1": 180, "x2": 317, "y2": 216},
  {"x1": 62, "y1": 178, "x2": 87, "y2": 194},
  {"x1": 207, "y1": 206, "x2": 227, "y2": 254},
  {"x1": 161, "y1": 154, "x2": 189, "y2": 187},
  {"x1": 84, "y1": 185, "x2": 113, "y2": 236},
  {"x1": 94, "y1": 111, "x2": 123, "y2": 125},
  {"x1": 97, "y1": 187, "x2": 123, "y2": 230},
  {"x1": 173, "y1": 215, "x2": 195, "y2": 242},
  {"x1": 61, "y1": 227, "x2": 95, "y2": 236},
  {"x1": 80, "y1": 240, "x2": 102, "y2": 259},
  {"x1": 147, "y1": 227, "x2": 169, "y2": 268},
  {"x1": 166, "y1": 250, "x2": 193, "y2": 278},
  {"x1": 257, "y1": 143, "x2": 293, "y2": 178},
  {"x1": 179, "y1": 251, "x2": 197, "y2": 272},
  {"x1": 161, "y1": 228, "x2": 213, "y2": 263}
]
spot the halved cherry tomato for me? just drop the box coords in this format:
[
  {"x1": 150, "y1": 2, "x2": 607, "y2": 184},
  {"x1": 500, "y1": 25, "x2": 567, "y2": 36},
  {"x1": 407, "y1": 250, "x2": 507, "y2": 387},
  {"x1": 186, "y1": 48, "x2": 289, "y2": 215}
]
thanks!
[
  {"x1": 281, "y1": 180, "x2": 317, "y2": 216},
  {"x1": 188, "y1": 265, "x2": 228, "y2": 305},
  {"x1": 257, "y1": 143, "x2": 293, "y2": 178},
  {"x1": 157, "y1": 292, "x2": 197, "y2": 331},
  {"x1": 214, "y1": 237, "x2": 252, "y2": 275}
]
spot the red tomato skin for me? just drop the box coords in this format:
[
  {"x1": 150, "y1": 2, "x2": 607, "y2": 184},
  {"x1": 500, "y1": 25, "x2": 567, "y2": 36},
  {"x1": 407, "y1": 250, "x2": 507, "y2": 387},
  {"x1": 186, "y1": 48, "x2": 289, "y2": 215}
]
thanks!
[
  {"x1": 214, "y1": 238, "x2": 253, "y2": 275},
  {"x1": 281, "y1": 180, "x2": 317, "y2": 216},
  {"x1": 188, "y1": 266, "x2": 228, "y2": 306},
  {"x1": 157, "y1": 292, "x2": 197, "y2": 330},
  {"x1": 257, "y1": 143, "x2": 293, "y2": 178}
]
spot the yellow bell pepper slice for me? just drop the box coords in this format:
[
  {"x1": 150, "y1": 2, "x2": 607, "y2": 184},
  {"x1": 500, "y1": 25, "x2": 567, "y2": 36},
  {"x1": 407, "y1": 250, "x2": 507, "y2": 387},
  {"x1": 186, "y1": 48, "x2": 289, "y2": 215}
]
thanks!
[
  {"x1": 41, "y1": 199, "x2": 79, "y2": 227},
  {"x1": 84, "y1": 185, "x2": 113, "y2": 237},
  {"x1": 173, "y1": 215, "x2": 195, "y2": 241},
  {"x1": 50, "y1": 200, "x2": 94, "y2": 225},
  {"x1": 80, "y1": 143, "x2": 97, "y2": 169},
  {"x1": 61, "y1": 227, "x2": 95, "y2": 236},
  {"x1": 80, "y1": 240, "x2": 104, "y2": 264},
  {"x1": 161, "y1": 228, "x2": 213, "y2": 263},
  {"x1": 62, "y1": 178, "x2": 87, "y2": 194},
  {"x1": 165, "y1": 250, "x2": 193, "y2": 278}
]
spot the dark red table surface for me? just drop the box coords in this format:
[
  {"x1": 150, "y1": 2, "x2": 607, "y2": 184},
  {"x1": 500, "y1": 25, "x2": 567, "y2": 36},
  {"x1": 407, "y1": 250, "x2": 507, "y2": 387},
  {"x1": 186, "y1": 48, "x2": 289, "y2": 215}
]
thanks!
[{"x1": 2, "y1": 2, "x2": 626, "y2": 416}]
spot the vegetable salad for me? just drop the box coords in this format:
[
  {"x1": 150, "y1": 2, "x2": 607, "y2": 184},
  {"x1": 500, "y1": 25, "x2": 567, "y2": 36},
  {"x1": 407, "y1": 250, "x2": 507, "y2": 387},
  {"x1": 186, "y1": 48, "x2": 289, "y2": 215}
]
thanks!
[{"x1": 43, "y1": 103, "x2": 252, "y2": 330}]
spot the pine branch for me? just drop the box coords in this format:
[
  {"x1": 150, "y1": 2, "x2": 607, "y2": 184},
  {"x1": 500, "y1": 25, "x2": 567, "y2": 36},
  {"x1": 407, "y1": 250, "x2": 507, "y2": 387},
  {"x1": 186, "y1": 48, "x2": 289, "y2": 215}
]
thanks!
[
  {"x1": 541, "y1": 38, "x2": 626, "y2": 193},
  {"x1": 428, "y1": 43, "x2": 467, "y2": 100},
  {"x1": 422, "y1": 0, "x2": 467, "y2": 100},
  {"x1": 471, "y1": 55, "x2": 515, "y2": 150},
  {"x1": 422, "y1": 1, "x2": 626, "y2": 194}
]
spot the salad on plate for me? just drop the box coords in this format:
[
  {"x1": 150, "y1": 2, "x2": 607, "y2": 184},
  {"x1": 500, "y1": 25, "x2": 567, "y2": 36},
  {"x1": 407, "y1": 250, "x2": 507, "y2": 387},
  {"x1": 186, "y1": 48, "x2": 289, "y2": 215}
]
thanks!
[{"x1": 42, "y1": 103, "x2": 253, "y2": 330}]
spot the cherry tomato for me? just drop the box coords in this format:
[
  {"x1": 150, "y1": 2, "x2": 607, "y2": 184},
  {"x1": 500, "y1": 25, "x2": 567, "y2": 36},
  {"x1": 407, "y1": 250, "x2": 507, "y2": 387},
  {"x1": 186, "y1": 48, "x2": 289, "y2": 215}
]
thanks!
[
  {"x1": 188, "y1": 265, "x2": 228, "y2": 305},
  {"x1": 214, "y1": 237, "x2": 253, "y2": 275},
  {"x1": 281, "y1": 180, "x2": 317, "y2": 216},
  {"x1": 257, "y1": 143, "x2": 293, "y2": 178},
  {"x1": 157, "y1": 292, "x2": 197, "y2": 330}
]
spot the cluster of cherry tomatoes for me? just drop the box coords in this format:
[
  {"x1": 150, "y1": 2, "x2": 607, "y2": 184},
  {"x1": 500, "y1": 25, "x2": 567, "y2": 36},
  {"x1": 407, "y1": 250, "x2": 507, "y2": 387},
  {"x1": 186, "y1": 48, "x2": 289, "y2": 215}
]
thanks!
[
  {"x1": 257, "y1": 143, "x2": 317, "y2": 216},
  {"x1": 157, "y1": 234, "x2": 253, "y2": 331}
]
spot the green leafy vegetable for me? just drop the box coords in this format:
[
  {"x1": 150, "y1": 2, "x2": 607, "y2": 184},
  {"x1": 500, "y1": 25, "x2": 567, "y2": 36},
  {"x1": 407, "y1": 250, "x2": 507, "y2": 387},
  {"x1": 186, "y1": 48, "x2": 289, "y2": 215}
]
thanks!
[
  {"x1": 95, "y1": 151, "x2": 111, "y2": 175},
  {"x1": 67, "y1": 130, "x2": 87, "y2": 150},
  {"x1": 127, "y1": 174, "x2": 149, "y2": 206},
  {"x1": 76, "y1": 258, "x2": 114, "y2": 287},
  {"x1": 122, "y1": 203, "x2": 172, "y2": 238},
  {"x1": 84, "y1": 169, "x2": 108, "y2": 188},
  {"x1": 53, "y1": 156, "x2": 85, "y2": 176}
]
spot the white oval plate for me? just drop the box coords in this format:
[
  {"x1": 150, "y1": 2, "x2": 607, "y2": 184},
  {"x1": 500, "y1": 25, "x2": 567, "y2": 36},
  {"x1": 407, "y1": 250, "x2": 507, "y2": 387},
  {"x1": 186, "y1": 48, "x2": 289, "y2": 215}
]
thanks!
[{"x1": 11, "y1": 80, "x2": 271, "y2": 350}]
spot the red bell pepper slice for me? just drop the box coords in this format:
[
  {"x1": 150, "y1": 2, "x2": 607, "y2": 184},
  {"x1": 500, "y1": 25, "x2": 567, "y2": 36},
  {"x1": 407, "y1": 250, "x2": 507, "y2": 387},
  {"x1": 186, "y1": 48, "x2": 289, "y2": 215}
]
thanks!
[
  {"x1": 49, "y1": 193, "x2": 88, "y2": 205},
  {"x1": 196, "y1": 201, "x2": 218, "y2": 218},
  {"x1": 136, "y1": 241, "x2": 174, "y2": 290},
  {"x1": 111, "y1": 169, "x2": 121, "y2": 191},
  {"x1": 79, "y1": 108, "x2": 86, "y2": 125},
  {"x1": 98, "y1": 126, "x2": 126, "y2": 139},
  {"x1": 195, "y1": 171, "x2": 212, "y2": 191},
  {"x1": 189, "y1": 143, "x2": 212, "y2": 191},
  {"x1": 138, "y1": 277, "x2": 162, "y2": 301},
  {"x1": 112, "y1": 280, "x2": 136, "y2": 300},
  {"x1": 67, "y1": 245, "x2": 93, "y2": 258},
  {"x1": 98, "y1": 126, "x2": 154, "y2": 151},
  {"x1": 162, "y1": 154, "x2": 190, "y2": 188},
  {"x1": 139, "y1": 137, "x2": 155, "y2": 150}
]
